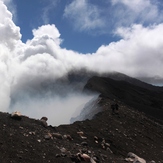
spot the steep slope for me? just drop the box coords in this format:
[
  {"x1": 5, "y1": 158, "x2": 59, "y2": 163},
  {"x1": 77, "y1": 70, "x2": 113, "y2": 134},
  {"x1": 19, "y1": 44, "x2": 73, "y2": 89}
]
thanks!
[
  {"x1": 84, "y1": 75, "x2": 163, "y2": 122},
  {"x1": 0, "y1": 100, "x2": 163, "y2": 162}
]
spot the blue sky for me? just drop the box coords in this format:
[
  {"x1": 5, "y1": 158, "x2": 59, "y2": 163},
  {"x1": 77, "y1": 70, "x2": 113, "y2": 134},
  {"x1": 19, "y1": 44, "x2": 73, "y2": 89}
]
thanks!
[
  {"x1": 9, "y1": 0, "x2": 163, "y2": 53},
  {"x1": 11, "y1": 0, "x2": 120, "y2": 53}
]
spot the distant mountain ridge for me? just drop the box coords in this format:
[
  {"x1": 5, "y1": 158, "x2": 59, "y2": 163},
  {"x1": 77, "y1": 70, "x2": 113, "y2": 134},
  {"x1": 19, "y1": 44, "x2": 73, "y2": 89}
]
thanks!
[{"x1": 84, "y1": 73, "x2": 163, "y2": 122}]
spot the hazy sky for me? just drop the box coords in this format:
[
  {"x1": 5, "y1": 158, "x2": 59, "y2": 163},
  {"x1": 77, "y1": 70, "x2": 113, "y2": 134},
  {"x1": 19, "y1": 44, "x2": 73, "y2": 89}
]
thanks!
[{"x1": 0, "y1": 0, "x2": 163, "y2": 124}]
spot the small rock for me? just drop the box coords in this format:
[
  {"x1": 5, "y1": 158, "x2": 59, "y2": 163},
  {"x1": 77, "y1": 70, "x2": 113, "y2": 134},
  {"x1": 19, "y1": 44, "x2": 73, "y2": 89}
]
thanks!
[
  {"x1": 126, "y1": 152, "x2": 146, "y2": 163},
  {"x1": 61, "y1": 153, "x2": 67, "y2": 157},
  {"x1": 105, "y1": 143, "x2": 110, "y2": 147},
  {"x1": 77, "y1": 131, "x2": 84, "y2": 136},
  {"x1": 94, "y1": 136, "x2": 98, "y2": 140},
  {"x1": 60, "y1": 147, "x2": 67, "y2": 153},
  {"x1": 40, "y1": 117, "x2": 48, "y2": 127},
  {"x1": 127, "y1": 152, "x2": 138, "y2": 160},
  {"x1": 66, "y1": 134, "x2": 73, "y2": 141},
  {"x1": 77, "y1": 153, "x2": 91, "y2": 162},
  {"x1": 11, "y1": 111, "x2": 22, "y2": 120},
  {"x1": 63, "y1": 134, "x2": 73, "y2": 141},
  {"x1": 88, "y1": 150, "x2": 91, "y2": 154},
  {"x1": 40, "y1": 117, "x2": 48, "y2": 121},
  {"x1": 90, "y1": 157, "x2": 97, "y2": 163},
  {"x1": 55, "y1": 154, "x2": 61, "y2": 158},
  {"x1": 92, "y1": 156, "x2": 100, "y2": 162},
  {"x1": 81, "y1": 148, "x2": 87, "y2": 153},
  {"x1": 44, "y1": 134, "x2": 52, "y2": 140},
  {"x1": 106, "y1": 147, "x2": 113, "y2": 153},
  {"x1": 23, "y1": 133, "x2": 28, "y2": 137},
  {"x1": 29, "y1": 132, "x2": 35, "y2": 135},
  {"x1": 40, "y1": 119, "x2": 48, "y2": 127},
  {"x1": 81, "y1": 141, "x2": 88, "y2": 146},
  {"x1": 52, "y1": 133, "x2": 63, "y2": 139},
  {"x1": 81, "y1": 136, "x2": 87, "y2": 139}
]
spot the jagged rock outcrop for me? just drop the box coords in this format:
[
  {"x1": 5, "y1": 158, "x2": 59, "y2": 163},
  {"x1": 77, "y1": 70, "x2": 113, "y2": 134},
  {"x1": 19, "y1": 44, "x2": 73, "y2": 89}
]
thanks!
[{"x1": 84, "y1": 75, "x2": 163, "y2": 122}]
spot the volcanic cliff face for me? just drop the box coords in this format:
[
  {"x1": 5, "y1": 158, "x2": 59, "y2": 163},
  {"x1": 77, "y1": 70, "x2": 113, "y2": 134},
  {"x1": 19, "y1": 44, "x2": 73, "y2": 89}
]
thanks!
[
  {"x1": 84, "y1": 74, "x2": 163, "y2": 122},
  {"x1": 0, "y1": 72, "x2": 163, "y2": 163}
]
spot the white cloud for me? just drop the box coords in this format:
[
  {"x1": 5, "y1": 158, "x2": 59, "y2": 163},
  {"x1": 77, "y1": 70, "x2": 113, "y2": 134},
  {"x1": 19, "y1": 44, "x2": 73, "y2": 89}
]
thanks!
[
  {"x1": 1, "y1": 0, "x2": 17, "y2": 22},
  {"x1": 95, "y1": 24, "x2": 163, "y2": 77},
  {"x1": 63, "y1": 0, "x2": 105, "y2": 31},
  {"x1": 111, "y1": 0, "x2": 163, "y2": 26},
  {"x1": 0, "y1": 45, "x2": 11, "y2": 111},
  {"x1": 42, "y1": 0, "x2": 59, "y2": 24},
  {"x1": 32, "y1": 24, "x2": 62, "y2": 45},
  {"x1": 17, "y1": 22, "x2": 163, "y2": 83},
  {"x1": 0, "y1": 0, "x2": 21, "y2": 50},
  {"x1": 63, "y1": 0, "x2": 163, "y2": 35}
]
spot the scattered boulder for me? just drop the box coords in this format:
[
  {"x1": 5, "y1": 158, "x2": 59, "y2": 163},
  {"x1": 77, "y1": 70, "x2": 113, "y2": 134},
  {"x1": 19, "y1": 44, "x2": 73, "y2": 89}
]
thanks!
[
  {"x1": 81, "y1": 136, "x2": 87, "y2": 140},
  {"x1": 60, "y1": 147, "x2": 67, "y2": 153},
  {"x1": 70, "y1": 152, "x2": 97, "y2": 163},
  {"x1": 52, "y1": 133, "x2": 63, "y2": 139},
  {"x1": 55, "y1": 154, "x2": 61, "y2": 158},
  {"x1": 77, "y1": 131, "x2": 84, "y2": 136},
  {"x1": 63, "y1": 134, "x2": 73, "y2": 141},
  {"x1": 81, "y1": 141, "x2": 88, "y2": 146},
  {"x1": 10, "y1": 111, "x2": 22, "y2": 120},
  {"x1": 41, "y1": 117, "x2": 48, "y2": 121},
  {"x1": 37, "y1": 139, "x2": 41, "y2": 143},
  {"x1": 77, "y1": 131, "x2": 87, "y2": 139},
  {"x1": 92, "y1": 156, "x2": 99, "y2": 163},
  {"x1": 125, "y1": 152, "x2": 146, "y2": 163},
  {"x1": 94, "y1": 136, "x2": 98, "y2": 141},
  {"x1": 44, "y1": 133, "x2": 53, "y2": 140},
  {"x1": 90, "y1": 157, "x2": 97, "y2": 163},
  {"x1": 100, "y1": 138, "x2": 112, "y2": 153},
  {"x1": 40, "y1": 117, "x2": 48, "y2": 127},
  {"x1": 29, "y1": 131, "x2": 36, "y2": 135},
  {"x1": 77, "y1": 153, "x2": 91, "y2": 162}
]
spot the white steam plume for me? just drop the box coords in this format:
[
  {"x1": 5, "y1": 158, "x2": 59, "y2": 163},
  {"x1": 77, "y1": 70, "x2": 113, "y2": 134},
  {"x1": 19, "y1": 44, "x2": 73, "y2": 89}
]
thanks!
[{"x1": 11, "y1": 92, "x2": 94, "y2": 126}]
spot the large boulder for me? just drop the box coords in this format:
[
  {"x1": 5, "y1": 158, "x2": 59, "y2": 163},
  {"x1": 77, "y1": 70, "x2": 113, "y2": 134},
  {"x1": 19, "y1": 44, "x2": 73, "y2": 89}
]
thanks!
[
  {"x1": 10, "y1": 111, "x2": 22, "y2": 120},
  {"x1": 125, "y1": 152, "x2": 146, "y2": 163}
]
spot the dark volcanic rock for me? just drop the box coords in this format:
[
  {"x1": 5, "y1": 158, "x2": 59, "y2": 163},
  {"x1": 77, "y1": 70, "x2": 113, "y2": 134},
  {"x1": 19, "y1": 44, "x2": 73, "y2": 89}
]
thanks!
[
  {"x1": 84, "y1": 75, "x2": 163, "y2": 122},
  {"x1": 10, "y1": 111, "x2": 22, "y2": 120}
]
